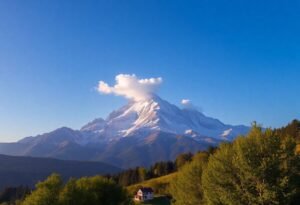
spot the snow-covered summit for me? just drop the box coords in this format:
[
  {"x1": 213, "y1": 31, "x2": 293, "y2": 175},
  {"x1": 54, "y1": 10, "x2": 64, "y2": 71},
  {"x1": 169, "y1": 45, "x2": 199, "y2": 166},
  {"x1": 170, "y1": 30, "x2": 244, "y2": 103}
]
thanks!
[{"x1": 81, "y1": 94, "x2": 249, "y2": 140}]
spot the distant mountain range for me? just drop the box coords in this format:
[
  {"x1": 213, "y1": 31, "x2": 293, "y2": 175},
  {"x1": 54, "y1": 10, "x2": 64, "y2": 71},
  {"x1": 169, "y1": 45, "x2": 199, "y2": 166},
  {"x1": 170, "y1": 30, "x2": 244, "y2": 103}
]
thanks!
[
  {"x1": 0, "y1": 94, "x2": 249, "y2": 168},
  {"x1": 0, "y1": 154, "x2": 121, "y2": 190}
]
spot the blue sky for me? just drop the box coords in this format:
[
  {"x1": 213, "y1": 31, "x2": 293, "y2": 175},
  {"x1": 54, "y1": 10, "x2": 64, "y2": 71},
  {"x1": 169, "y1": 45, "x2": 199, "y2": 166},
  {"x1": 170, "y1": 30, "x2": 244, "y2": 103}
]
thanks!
[{"x1": 0, "y1": 0, "x2": 299, "y2": 142}]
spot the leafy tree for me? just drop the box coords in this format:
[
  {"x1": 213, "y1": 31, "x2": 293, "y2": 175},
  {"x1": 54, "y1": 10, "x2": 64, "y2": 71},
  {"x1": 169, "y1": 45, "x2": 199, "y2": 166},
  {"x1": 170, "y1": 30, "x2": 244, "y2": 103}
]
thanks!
[
  {"x1": 170, "y1": 152, "x2": 208, "y2": 205},
  {"x1": 22, "y1": 173, "x2": 63, "y2": 205},
  {"x1": 21, "y1": 174, "x2": 132, "y2": 205},
  {"x1": 59, "y1": 176, "x2": 132, "y2": 205},
  {"x1": 202, "y1": 126, "x2": 300, "y2": 205},
  {"x1": 275, "y1": 119, "x2": 300, "y2": 141},
  {"x1": 57, "y1": 178, "x2": 78, "y2": 205}
]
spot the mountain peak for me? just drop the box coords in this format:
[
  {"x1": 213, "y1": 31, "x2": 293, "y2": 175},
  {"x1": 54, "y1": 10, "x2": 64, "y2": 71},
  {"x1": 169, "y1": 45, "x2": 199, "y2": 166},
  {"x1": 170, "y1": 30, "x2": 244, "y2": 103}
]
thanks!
[{"x1": 80, "y1": 94, "x2": 249, "y2": 140}]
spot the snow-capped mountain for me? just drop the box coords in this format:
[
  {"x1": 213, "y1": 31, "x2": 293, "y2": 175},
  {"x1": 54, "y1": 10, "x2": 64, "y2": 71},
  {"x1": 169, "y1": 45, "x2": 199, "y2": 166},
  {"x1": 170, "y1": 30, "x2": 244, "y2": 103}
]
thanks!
[
  {"x1": 81, "y1": 94, "x2": 248, "y2": 141},
  {"x1": 0, "y1": 94, "x2": 249, "y2": 168}
]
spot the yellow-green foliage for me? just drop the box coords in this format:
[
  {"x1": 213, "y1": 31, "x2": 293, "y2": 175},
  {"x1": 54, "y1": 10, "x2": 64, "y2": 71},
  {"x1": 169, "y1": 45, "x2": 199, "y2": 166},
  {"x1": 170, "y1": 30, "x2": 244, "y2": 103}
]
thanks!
[
  {"x1": 169, "y1": 152, "x2": 208, "y2": 205},
  {"x1": 127, "y1": 173, "x2": 177, "y2": 196},
  {"x1": 22, "y1": 173, "x2": 63, "y2": 205},
  {"x1": 202, "y1": 126, "x2": 300, "y2": 205},
  {"x1": 21, "y1": 174, "x2": 132, "y2": 205}
]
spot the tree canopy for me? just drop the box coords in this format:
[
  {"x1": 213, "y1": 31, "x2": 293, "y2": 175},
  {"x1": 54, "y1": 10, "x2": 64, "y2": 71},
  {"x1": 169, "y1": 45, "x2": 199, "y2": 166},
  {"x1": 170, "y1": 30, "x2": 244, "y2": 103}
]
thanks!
[
  {"x1": 21, "y1": 174, "x2": 132, "y2": 205},
  {"x1": 170, "y1": 152, "x2": 208, "y2": 205},
  {"x1": 170, "y1": 123, "x2": 300, "y2": 205},
  {"x1": 202, "y1": 126, "x2": 300, "y2": 205}
]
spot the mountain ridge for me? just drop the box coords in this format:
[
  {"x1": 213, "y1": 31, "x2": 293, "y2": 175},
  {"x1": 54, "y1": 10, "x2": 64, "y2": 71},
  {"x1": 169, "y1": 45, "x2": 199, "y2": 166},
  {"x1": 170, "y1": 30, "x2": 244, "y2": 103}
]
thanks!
[{"x1": 0, "y1": 95, "x2": 249, "y2": 168}]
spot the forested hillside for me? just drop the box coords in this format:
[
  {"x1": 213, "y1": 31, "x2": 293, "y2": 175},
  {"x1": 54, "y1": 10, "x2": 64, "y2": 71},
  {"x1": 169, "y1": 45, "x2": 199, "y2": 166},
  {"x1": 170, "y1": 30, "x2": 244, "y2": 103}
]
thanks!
[
  {"x1": 169, "y1": 122, "x2": 300, "y2": 205},
  {"x1": 126, "y1": 120, "x2": 300, "y2": 205}
]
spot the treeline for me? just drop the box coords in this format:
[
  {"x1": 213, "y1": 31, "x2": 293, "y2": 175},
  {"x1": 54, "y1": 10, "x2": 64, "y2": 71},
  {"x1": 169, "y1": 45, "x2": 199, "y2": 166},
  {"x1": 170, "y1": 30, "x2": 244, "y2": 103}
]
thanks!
[
  {"x1": 110, "y1": 155, "x2": 187, "y2": 186},
  {"x1": 0, "y1": 186, "x2": 30, "y2": 205},
  {"x1": 109, "y1": 146, "x2": 219, "y2": 187},
  {"x1": 110, "y1": 161, "x2": 175, "y2": 187},
  {"x1": 169, "y1": 120, "x2": 300, "y2": 205}
]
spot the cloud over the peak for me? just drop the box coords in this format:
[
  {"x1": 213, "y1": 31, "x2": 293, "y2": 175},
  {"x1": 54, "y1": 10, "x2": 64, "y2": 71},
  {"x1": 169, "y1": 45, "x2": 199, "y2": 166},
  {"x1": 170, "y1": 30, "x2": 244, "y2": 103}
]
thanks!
[
  {"x1": 181, "y1": 98, "x2": 201, "y2": 111},
  {"x1": 181, "y1": 99, "x2": 191, "y2": 105},
  {"x1": 98, "y1": 74, "x2": 162, "y2": 101}
]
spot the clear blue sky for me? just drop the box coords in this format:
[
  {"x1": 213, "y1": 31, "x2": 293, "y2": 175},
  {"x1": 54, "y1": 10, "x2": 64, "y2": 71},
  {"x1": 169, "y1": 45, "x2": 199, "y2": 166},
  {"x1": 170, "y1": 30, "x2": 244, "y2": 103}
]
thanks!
[{"x1": 0, "y1": 0, "x2": 299, "y2": 142}]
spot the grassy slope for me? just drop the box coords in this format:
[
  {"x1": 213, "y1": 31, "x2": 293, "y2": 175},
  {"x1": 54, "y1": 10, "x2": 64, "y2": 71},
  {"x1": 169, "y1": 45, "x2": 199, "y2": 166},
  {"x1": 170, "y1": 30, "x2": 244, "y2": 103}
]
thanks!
[
  {"x1": 127, "y1": 173, "x2": 177, "y2": 195},
  {"x1": 127, "y1": 173, "x2": 177, "y2": 205}
]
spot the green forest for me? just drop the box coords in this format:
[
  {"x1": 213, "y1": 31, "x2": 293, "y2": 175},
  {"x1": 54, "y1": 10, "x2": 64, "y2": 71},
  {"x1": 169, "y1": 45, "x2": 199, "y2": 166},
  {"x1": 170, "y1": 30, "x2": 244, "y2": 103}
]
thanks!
[{"x1": 1, "y1": 120, "x2": 299, "y2": 205}]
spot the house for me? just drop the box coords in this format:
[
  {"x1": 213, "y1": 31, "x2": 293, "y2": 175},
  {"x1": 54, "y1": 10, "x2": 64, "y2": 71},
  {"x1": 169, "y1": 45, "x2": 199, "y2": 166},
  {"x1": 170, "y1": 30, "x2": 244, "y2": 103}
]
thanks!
[{"x1": 134, "y1": 187, "x2": 154, "y2": 201}]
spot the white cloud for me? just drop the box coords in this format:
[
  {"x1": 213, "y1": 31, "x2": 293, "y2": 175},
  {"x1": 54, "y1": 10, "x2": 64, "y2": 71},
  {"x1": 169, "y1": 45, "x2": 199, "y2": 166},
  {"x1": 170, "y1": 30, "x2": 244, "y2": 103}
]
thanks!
[
  {"x1": 181, "y1": 99, "x2": 191, "y2": 105},
  {"x1": 97, "y1": 74, "x2": 162, "y2": 101},
  {"x1": 181, "y1": 98, "x2": 201, "y2": 111}
]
